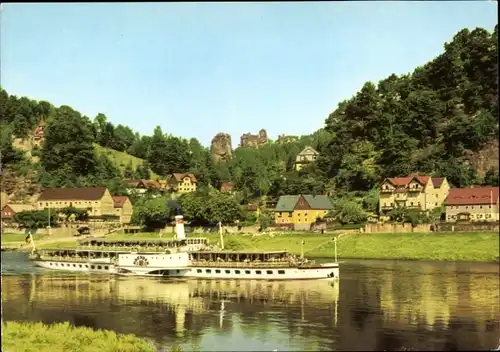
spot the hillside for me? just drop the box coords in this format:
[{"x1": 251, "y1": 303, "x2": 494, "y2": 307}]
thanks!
[
  {"x1": 0, "y1": 25, "x2": 498, "y2": 204},
  {"x1": 93, "y1": 144, "x2": 160, "y2": 179}
]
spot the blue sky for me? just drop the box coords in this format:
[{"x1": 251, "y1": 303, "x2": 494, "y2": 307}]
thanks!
[{"x1": 1, "y1": 2, "x2": 497, "y2": 147}]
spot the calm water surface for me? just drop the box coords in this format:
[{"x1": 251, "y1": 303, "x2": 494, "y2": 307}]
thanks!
[{"x1": 1, "y1": 252, "x2": 499, "y2": 351}]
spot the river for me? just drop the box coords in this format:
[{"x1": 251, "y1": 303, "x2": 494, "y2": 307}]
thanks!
[{"x1": 1, "y1": 252, "x2": 499, "y2": 351}]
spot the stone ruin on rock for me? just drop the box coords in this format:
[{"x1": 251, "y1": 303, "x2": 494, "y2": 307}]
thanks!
[
  {"x1": 210, "y1": 133, "x2": 233, "y2": 162},
  {"x1": 239, "y1": 129, "x2": 268, "y2": 148}
]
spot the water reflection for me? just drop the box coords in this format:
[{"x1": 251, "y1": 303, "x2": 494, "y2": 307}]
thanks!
[
  {"x1": 2, "y1": 274, "x2": 339, "y2": 351},
  {"x1": 1, "y1": 254, "x2": 499, "y2": 351}
]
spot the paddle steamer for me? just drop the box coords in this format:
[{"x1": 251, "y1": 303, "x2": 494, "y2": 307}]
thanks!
[{"x1": 29, "y1": 214, "x2": 340, "y2": 280}]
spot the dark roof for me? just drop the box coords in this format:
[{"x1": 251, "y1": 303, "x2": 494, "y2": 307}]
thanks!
[
  {"x1": 432, "y1": 177, "x2": 445, "y2": 188},
  {"x1": 220, "y1": 182, "x2": 234, "y2": 191},
  {"x1": 171, "y1": 173, "x2": 197, "y2": 183},
  {"x1": 384, "y1": 175, "x2": 446, "y2": 188},
  {"x1": 112, "y1": 196, "x2": 129, "y2": 208},
  {"x1": 38, "y1": 187, "x2": 107, "y2": 201},
  {"x1": 274, "y1": 195, "x2": 334, "y2": 212},
  {"x1": 445, "y1": 187, "x2": 499, "y2": 206}
]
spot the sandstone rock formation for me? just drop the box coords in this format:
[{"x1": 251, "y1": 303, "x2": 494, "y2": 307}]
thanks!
[
  {"x1": 277, "y1": 134, "x2": 299, "y2": 144},
  {"x1": 462, "y1": 139, "x2": 499, "y2": 178},
  {"x1": 240, "y1": 129, "x2": 268, "y2": 148},
  {"x1": 210, "y1": 133, "x2": 233, "y2": 162}
]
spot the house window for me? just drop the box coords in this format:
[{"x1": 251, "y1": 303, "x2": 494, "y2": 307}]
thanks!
[
  {"x1": 255, "y1": 270, "x2": 262, "y2": 274},
  {"x1": 266, "y1": 270, "x2": 273, "y2": 274},
  {"x1": 278, "y1": 270, "x2": 285, "y2": 274}
]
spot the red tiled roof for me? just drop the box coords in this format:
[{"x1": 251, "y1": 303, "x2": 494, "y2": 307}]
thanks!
[
  {"x1": 171, "y1": 173, "x2": 197, "y2": 183},
  {"x1": 220, "y1": 182, "x2": 233, "y2": 191},
  {"x1": 445, "y1": 187, "x2": 499, "y2": 206},
  {"x1": 432, "y1": 177, "x2": 445, "y2": 188},
  {"x1": 38, "y1": 187, "x2": 107, "y2": 201},
  {"x1": 112, "y1": 196, "x2": 129, "y2": 208},
  {"x1": 385, "y1": 175, "x2": 445, "y2": 188}
]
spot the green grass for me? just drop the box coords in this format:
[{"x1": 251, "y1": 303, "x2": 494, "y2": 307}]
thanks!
[
  {"x1": 38, "y1": 240, "x2": 79, "y2": 249},
  {"x1": 1, "y1": 233, "x2": 47, "y2": 243},
  {"x1": 28, "y1": 231, "x2": 500, "y2": 262},
  {"x1": 2, "y1": 321, "x2": 157, "y2": 352},
  {"x1": 94, "y1": 144, "x2": 160, "y2": 178}
]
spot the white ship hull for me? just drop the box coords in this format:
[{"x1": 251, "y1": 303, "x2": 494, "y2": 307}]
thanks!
[
  {"x1": 184, "y1": 263, "x2": 339, "y2": 280},
  {"x1": 116, "y1": 263, "x2": 339, "y2": 280},
  {"x1": 33, "y1": 260, "x2": 115, "y2": 273}
]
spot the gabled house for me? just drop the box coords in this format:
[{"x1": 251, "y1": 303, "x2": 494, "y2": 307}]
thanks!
[
  {"x1": 294, "y1": 146, "x2": 319, "y2": 171},
  {"x1": 273, "y1": 194, "x2": 334, "y2": 230},
  {"x1": 379, "y1": 174, "x2": 450, "y2": 213},
  {"x1": 124, "y1": 179, "x2": 162, "y2": 195},
  {"x1": 1, "y1": 203, "x2": 36, "y2": 222},
  {"x1": 444, "y1": 187, "x2": 499, "y2": 222},
  {"x1": 168, "y1": 173, "x2": 197, "y2": 194},
  {"x1": 112, "y1": 196, "x2": 134, "y2": 224},
  {"x1": 220, "y1": 182, "x2": 234, "y2": 193}
]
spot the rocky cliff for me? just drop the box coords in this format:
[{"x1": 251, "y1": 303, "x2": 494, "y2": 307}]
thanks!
[
  {"x1": 210, "y1": 133, "x2": 233, "y2": 162},
  {"x1": 239, "y1": 129, "x2": 268, "y2": 148}
]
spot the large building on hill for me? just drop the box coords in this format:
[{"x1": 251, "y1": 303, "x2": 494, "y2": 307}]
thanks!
[
  {"x1": 444, "y1": 187, "x2": 499, "y2": 222},
  {"x1": 37, "y1": 187, "x2": 118, "y2": 220},
  {"x1": 294, "y1": 146, "x2": 319, "y2": 171},
  {"x1": 273, "y1": 194, "x2": 334, "y2": 230},
  {"x1": 379, "y1": 175, "x2": 450, "y2": 214},
  {"x1": 167, "y1": 173, "x2": 197, "y2": 194}
]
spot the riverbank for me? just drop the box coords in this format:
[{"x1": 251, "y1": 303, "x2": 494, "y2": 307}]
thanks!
[
  {"x1": 3, "y1": 231, "x2": 498, "y2": 262},
  {"x1": 1, "y1": 321, "x2": 160, "y2": 352}
]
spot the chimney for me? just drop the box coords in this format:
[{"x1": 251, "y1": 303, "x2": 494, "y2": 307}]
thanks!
[{"x1": 175, "y1": 214, "x2": 185, "y2": 239}]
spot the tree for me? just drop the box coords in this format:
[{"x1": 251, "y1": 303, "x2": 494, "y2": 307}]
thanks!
[
  {"x1": 15, "y1": 210, "x2": 57, "y2": 229},
  {"x1": 41, "y1": 106, "x2": 98, "y2": 183},
  {"x1": 133, "y1": 197, "x2": 173, "y2": 229},
  {"x1": 147, "y1": 126, "x2": 170, "y2": 176},
  {"x1": 331, "y1": 198, "x2": 367, "y2": 225}
]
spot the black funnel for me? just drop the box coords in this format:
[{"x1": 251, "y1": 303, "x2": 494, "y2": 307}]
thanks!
[{"x1": 167, "y1": 199, "x2": 182, "y2": 216}]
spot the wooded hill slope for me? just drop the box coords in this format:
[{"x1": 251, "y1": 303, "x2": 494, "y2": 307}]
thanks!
[{"x1": 0, "y1": 25, "x2": 497, "y2": 204}]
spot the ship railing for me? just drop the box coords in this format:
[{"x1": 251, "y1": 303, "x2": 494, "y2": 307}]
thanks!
[
  {"x1": 76, "y1": 245, "x2": 171, "y2": 252},
  {"x1": 189, "y1": 260, "x2": 317, "y2": 268}
]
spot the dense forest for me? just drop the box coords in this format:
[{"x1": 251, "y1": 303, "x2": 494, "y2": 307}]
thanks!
[{"x1": 0, "y1": 26, "x2": 498, "y2": 219}]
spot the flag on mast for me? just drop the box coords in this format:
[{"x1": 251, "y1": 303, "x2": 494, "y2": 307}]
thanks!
[{"x1": 25, "y1": 231, "x2": 32, "y2": 244}]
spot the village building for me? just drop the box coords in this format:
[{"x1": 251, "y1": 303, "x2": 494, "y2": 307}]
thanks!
[
  {"x1": 220, "y1": 182, "x2": 234, "y2": 193},
  {"x1": 273, "y1": 194, "x2": 334, "y2": 230},
  {"x1": 379, "y1": 174, "x2": 450, "y2": 214},
  {"x1": 168, "y1": 173, "x2": 197, "y2": 194},
  {"x1": 124, "y1": 179, "x2": 162, "y2": 195},
  {"x1": 36, "y1": 187, "x2": 118, "y2": 220},
  {"x1": 1, "y1": 203, "x2": 36, "y2": 222},
  {"x1": 294, "y1": 146, "x2": 319, "y2": 171},
  {"x1": 112, "y1": 196, "x2": 134, "y2": 224},
  {"x1": 444, "y1": 186, "x2": 499, "y2": 222}
]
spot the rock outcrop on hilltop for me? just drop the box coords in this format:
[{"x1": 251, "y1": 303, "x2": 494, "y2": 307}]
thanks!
[
  {"x1": 239, "y1": 129, "x2": 268, "y2": 148},
  {"x1": 277, "y1": 134, "x2": 299, "y2": 144},
  {"x1": 210, "y1": 133, "x2": 233, "y2": 162}
]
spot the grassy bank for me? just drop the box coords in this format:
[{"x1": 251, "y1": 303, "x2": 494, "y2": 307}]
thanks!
[
  {"x1": 106, "y1": 231, "x2": 499, "y2": 262},
  {"x1": 1, "y1": 321, "x2": 158, "y2": 352},
  {"x1": 1, "y1": 233, "x2": 46, "y2": 243}
]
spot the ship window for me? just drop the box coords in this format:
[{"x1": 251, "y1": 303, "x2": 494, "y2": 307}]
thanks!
[
  {"x1": 79, "y1": 265, "x2": 82, "y2": 268},
  {"x1": 266, "y1": 270, "x2": 273, "y2": 274},
  {"x1": 256, "y1": 270, "x2": 262, "y2": 274},
  {"x1": 97, "y1": 266, "x2": 102, "y2": 270},
  {"x1": 245, "y1": 270, "x2": 251, "y2": 274},
  {"x1": 225, "y1": 270, "x2": 231, "y2": 274},
  {"x1": 91, "y1": 265, "x2": 95, "y2": 269},
  {"x1": 85, "y1": 265, "x2": 88, "y2": 268},
  {"x1": 73, "y1": 264, "x2": 76, "y2": 267},
  {"x1": 278, "y1": 270, "x2": 285, "y2": 274},
  {"x1": 235, "y1": 270, "x2": 241, "y2": 274},
  {"x1": 49, "y1": 263, "x2": 52, "y2": 266},
  {"x1": 176, "y1": 270, "x2": 180, "y2": 273},
  {"x1": 215, "y1": 270, "x2": 221, "y2": 274},
  {"x1": 206, "y1": 269, "x2": 211, "y2": 273},
  {"x1": 105, "y1": 266, "x2": 109, "y2": 270},
  {"x1": 197, "y1": 269, "x2": 202, "y2": 273}
]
